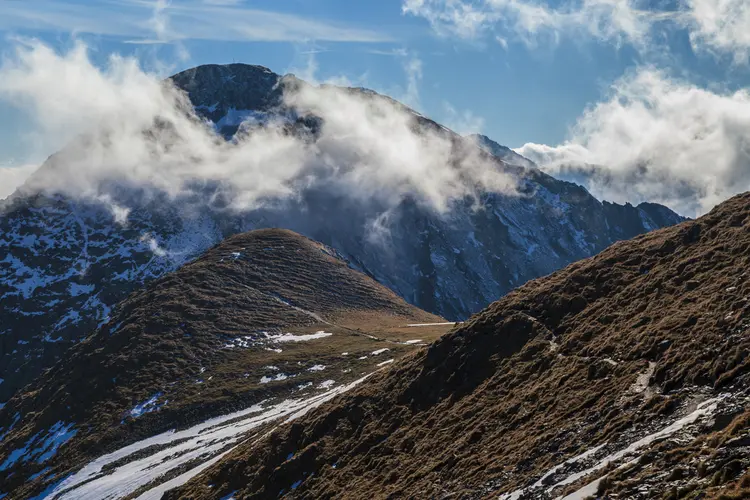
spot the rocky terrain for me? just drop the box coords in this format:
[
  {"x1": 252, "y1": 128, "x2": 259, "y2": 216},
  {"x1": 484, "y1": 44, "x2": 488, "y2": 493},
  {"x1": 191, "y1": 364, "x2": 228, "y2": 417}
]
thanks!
[
  {"x1": 0, "y1": 229, "x2": 453, "y2": 499},
  {"x1": 165, "y1": 193, "x2": 750, "y2": 499},
  {"x1": 0, "y1": 63, "x2": 684, "y2": 404}
]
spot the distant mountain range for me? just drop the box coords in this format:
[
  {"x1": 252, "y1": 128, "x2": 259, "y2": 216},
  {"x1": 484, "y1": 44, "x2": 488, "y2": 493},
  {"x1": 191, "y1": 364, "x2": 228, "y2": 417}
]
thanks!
[{"x1": 0, "y1": 63, "x2": 684, "y2": 406}]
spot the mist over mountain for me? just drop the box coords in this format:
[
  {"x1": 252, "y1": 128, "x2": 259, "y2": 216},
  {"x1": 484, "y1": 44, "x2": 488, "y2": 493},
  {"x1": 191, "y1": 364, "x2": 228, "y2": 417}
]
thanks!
[{"x1": 0, "y1": 56, "x2": 683, "y2": 404}]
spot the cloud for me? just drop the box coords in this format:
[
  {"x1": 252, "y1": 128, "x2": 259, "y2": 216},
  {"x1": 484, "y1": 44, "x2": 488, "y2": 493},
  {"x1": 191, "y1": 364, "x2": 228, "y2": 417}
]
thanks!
[
  {"x1": 122, "y1": 39, "x2": 171, "y2": 45},
  {"x1": 403, "y1": 0, "x2": 750, "y2": 63},
  {"x1": 136, "y1": 0, "x2": 191, "y2": 62},
  {"x1": 367, "y1": 48, "x2": 410, "y2": 57},
  {"x1": 685, "y1": 0, "x2": 750, "y2": 64},
  {"x1": 402, "y1": 56, "x2": 423, "y2": 108},
  {"x1": 515, "y1": 68, "x2": 750, "y2": 217},
  {"x1": 201, "y1": 0, "x2": 245, "y2": 5},
  {"x1": 0, "y1": 40, "x2": 516, "y2": 219},
  {"x1": 402, "y1": 0, "x2": 668, "y2": 49},
  {"x1": 140, "y1": 233, "x2": 168, "y2": 256},
  {"x1": 150, "y1": 0, "x2": 171, "y2": 42},
  {"x1": 0, "y1": 164, "x2": 38, "y2": 200},
  {"x1": 441, "y1": 103, "x2": 485, "y2": 135},
  {"x1": 0, "y1": 0, "x2": 392, "y2": 44}
]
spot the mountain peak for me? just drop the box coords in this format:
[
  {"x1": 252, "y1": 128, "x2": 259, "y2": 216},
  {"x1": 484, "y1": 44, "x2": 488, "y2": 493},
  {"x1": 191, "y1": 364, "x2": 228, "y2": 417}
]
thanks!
[
  {"x1": 171, "y1": 63, "x2": 279, "y2": 83},
  {"x1": 468, "y1": 133, "x2": 536, "y2": 168},
  {"x1": 169, "y1": 63, "x2": 287, "y2": 121}
]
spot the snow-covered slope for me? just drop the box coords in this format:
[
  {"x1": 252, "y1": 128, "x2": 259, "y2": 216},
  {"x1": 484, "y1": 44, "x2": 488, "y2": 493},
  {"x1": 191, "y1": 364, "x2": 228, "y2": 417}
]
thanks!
[{"x1": 0, "y1": 64, "x2": 684, "y2": 403}]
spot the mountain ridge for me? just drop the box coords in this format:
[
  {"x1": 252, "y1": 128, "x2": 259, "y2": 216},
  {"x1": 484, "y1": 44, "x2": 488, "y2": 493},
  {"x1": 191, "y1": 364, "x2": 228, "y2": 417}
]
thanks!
[{"x1": 0, "y1": 62, "x2": 684, "y2": 403}]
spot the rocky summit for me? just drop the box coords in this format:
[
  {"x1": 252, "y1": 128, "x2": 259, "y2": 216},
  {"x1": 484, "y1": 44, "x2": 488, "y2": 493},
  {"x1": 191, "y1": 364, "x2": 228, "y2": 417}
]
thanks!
[
  {"x1": 0, "y1": 229, "x2": 453, "y2": 499},
  {"x1": 166, "y1": 193, "x2": 750, "y2": 499},
  {"x1": 0, "y1": 63, "x2": 684, "y2": 404}
]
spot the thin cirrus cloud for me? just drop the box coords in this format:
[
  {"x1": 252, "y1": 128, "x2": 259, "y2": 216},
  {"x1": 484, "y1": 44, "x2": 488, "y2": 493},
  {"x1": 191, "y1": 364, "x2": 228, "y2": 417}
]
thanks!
[
  {"x1": 402, "y1": 0, "x2": 750, "y2": 63},
  {"x1": 0, "y1": 0, "x2": 394, "y2": 44},
  {"x1": 402, "y1": 0, "x2": 673, "y2": 49}
]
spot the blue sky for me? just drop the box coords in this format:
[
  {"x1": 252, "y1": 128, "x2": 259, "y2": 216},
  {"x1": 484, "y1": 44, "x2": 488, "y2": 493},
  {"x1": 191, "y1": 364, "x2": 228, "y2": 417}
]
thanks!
[
  {"x1": 0, "y1": 0, "x2": 740, "y2": 159},
  {"x1": 1, "y1": 0, "x2": 750, "y2": 215}
]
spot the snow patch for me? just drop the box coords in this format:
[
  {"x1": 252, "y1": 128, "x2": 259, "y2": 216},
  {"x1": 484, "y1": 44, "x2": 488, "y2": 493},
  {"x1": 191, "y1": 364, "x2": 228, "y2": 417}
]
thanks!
[
  {"x1": 129, "y1": 393, "x2": 167, "y2": 419},
  {"x1": 267, "y1": 331, "x2": 333, "y2": 343},
  {"x1": 630, "y1": 362, "x2": 656, "y2": 394},
  {"x1": 51, "y1": 375, "x2": 373, "y2": 500},
  {"x1": 502, "y1": 396, "x2": 725, "y2": 499},
  {"x1": 0, "y1": 421, "x2": 77, "y2": 471},
  {"x1": 260, "y1": 374, "x2": 290, "y2": 384},
  {"x1": 69, "y1": 283, "x2": 95, "y2": 296}
]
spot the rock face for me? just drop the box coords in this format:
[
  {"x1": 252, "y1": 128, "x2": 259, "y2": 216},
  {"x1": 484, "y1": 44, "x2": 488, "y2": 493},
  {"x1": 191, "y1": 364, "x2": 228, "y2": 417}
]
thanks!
[
  {"x1": 0, "y1": 229, "x2": 451, "y2": 499},
  {"x1": 0, "y1": 63, "x2": 684, "y2": 402},
  {"x1": 166, "y1": 192, "x2": 750, "y2": 500}
]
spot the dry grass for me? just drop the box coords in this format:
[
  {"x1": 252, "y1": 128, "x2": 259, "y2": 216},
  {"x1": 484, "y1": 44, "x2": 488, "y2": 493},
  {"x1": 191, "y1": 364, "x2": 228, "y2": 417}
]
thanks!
[
  {"x1": 0, "y1": 229, "x2": 452, "y2": 498},
  {"x1": 166, "y1": 193, "x2": 750, "y2": 499}
]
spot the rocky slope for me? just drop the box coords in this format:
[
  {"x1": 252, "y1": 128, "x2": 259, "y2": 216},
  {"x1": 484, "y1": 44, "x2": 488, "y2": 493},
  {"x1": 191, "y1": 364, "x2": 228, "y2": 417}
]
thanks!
[
  {"x1": 167, "y1": 193, "x2": 750, "y2": 499},
  {"x1": 0, "y1": 63, "x2": 684, "y2": 403},
  {"x1": 0, "y1": 229, "x2": 452, "y2": 499}
]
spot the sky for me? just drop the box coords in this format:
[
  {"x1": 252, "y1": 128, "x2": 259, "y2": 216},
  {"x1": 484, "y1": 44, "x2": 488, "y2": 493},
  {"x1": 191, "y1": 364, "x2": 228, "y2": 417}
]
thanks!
[{"x1": 0, "y1": 0, "x2": 750, "y2": 216}]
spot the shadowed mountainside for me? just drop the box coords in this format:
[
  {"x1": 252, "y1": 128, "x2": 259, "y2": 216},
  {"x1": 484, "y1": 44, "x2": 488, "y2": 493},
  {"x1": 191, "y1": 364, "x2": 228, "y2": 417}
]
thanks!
[{"x1": 168, "y1": 194, "x2": 750, "y2": 499}]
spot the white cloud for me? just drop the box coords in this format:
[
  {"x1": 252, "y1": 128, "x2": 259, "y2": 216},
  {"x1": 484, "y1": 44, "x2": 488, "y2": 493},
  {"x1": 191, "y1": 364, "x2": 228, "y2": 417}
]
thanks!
[
  {"x1": 403, "y1": 0, "x2": 750, "y2": 216},
  {"x1": 0, "y1": 0, "x2": 392, "y2": 44},
  {"x1": 150, "y1": 0, "x2": 171, "y2": 42},
  {"x1": 140, "y1": 233, "x2": 168, "y2": 257},
  {"x1": 0, "y1": 164, "x2": 38, "y2": 200},
  {"x1": 402, "y1": 0, "x2": 667, "y2": 49},
  {"x1": 686, "y1": 0, "x2": 750, "y2": 64},
  {"x1": 403, "y1": 0, "x2": 493, "y2": 39},
  {"x1": 515, "y1": 68, "x2": 750, "y2": 217},
  {"x1": 404, "y1": 0, "x2": 750, "y2": 63},
  {"x1": 0, "y1": 40, "x2": 517, "y2": 218}
]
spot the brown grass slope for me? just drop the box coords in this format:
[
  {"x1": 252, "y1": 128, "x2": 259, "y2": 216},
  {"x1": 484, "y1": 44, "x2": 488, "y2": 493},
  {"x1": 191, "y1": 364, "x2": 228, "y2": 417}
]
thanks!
[
  {"x1": 167, "y1": 194, "x2": 750, "y2": 499},
  {"x1": 0, "y1": 229, "x2": 448, "y2": 497}
]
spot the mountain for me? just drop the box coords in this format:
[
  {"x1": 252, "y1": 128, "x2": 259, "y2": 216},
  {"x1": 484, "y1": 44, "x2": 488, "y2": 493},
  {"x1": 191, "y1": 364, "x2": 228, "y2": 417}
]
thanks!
[
  {"x1": 0, "y1": 63, "x2": 684, "y2": 403},
  {"x1": 0, "y1": 229, "x2": 453, "y2": 499},
  {"x1": 166, "y1": 193, "x2": 750, "y2": 499},
  {"x1": 469, "y1": 133, "x2": 536, "y2": 169}
]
